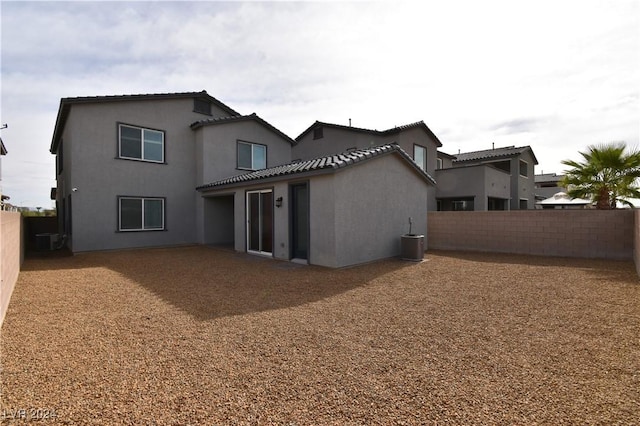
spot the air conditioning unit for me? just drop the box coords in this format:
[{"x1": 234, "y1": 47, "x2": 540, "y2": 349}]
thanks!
[{"x1": 36, "y1": 233, "x2": 59, "y2": 251}]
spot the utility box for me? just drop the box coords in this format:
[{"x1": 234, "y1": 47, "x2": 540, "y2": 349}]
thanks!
[
  {"x1": 35, "y1": 233, "x2": 59, "y2": 251},
  {"x1": 401, "y1": 234, "x2": 424, "y2": 261}
]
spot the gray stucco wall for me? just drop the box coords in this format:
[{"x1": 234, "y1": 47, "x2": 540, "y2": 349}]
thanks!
[
  {"x1": 203, "y1": 194, "x2": 235, "y2": 245},
  {"x1": 60, "y1": 97, "x2": 230, "y2": 252},
  {"x1": 201, "y1": 152, "x2": 430, "y2": 268},
  {"x1": 194, "y1": 120, "x2": 292, "y2": 241},
  {"x1": 293, "y1": 126, "x2": 380, "y2": 161},
  {"x1": 435, "y1": 165, "x2": 510, "y2": 210},
  {"x1": 294, "y1": 125, "x2": 438, "y2": 212},
  {"x1": 513, "y1": 150, "x2": 537, "y2": 209},
  {"x1": 195, "y1": 120, "x2": 292, "y2": 185},
  {"x1": 308, "y1": 174, "x2": 337, "y2": 267},
  {"x1": 331, "y1": 154, "x2": 429, "y2": 267}
]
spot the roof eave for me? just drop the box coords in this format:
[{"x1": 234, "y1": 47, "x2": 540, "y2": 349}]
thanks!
[
  {"x1": 191, "y1": 113, "x2": 295, "y2": 146},
  {"x1": 50, "y1": 91, "x2": 241, "y2": 153},
  {"x1": 197, "y1": 167, "x2": 336, "y2": 192}
]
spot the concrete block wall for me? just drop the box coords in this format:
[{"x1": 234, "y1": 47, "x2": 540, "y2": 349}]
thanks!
[
  {"x1": 428, "y1": 210, "x2": 634, "y2": 260},
  {"x1": 635, "y1": 210, "x2": 640, "y2": 276},
  {"x1": 1, "y1": 211, "x2": 23, "y2": 328}
]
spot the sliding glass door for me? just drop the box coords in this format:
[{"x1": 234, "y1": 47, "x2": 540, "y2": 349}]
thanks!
[{"x1": 246, "y1": 189, "x2": 273, "y2": 255}]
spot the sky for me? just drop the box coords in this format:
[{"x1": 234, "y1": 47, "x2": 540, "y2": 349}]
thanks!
[{"x1": 1, "y1": 0, "x2": 638, "y2": 209}]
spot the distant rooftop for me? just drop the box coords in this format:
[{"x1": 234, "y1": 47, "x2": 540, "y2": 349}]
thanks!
[
  {"x1": 296, "y1": 120, "x2": 443, "y2": 147},
  {"x1": 535, "y1": 173, "x2": 564, "y2": 183},
  {"x1": 453, "y1": 145, "x2": 538, "y2": 164}
]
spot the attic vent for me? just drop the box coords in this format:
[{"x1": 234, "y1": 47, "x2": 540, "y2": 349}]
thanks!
[
  {"x1": 313, "y1": 127, "x2": 324, "y2": 140},
  {"x1": 194, "y1": 98, "x2": 212, "y2": 115}
]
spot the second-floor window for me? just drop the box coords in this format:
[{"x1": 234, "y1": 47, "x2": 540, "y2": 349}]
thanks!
[
  {"x1": 237, "y1": 141, "x2": 266, "y2": 170},
  {"x1": 414, "y1": 144, "x2": 427, "y2": 171},
  {"x1": 519, "y1": 160, "x2": 529, "y2": 177},
  {"x1": 119, "y1": 124, "x2": 165, "y2": 163}
]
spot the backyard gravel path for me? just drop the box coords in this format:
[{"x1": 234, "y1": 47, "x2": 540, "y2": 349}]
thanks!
[{"x1": 1, "y1": 246, "x2": 638, "y2": 425}]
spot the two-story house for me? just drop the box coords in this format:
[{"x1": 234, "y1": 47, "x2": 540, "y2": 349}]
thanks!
[
  {"x1": 534, "y1": 173, "x2": 566, "y2": 200},
  {"x1": 435, "y1": 146, "x2": 538, "y2": 210},
  {"x1": 50, "y1": 91, "x2": 295, "y2": 253},
  {"x1": 293, "y1": 120, "x2": 443, "y2": 211},
  {"x1": 50, "y1": 91, "x2": 434, "y2": 268}
]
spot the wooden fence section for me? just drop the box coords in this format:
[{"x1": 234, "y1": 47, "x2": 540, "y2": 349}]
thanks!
[
  {"x1": 1, "y1": 211, "x2": 23, "y2": 328},
  {"x1": 427, "y1": 210, "x2": 634, "y2": 260}
]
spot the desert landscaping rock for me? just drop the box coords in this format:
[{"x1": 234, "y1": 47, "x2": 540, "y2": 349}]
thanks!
[{"x1": 1, "y1": 246, "x2": 638, "y2": 424}]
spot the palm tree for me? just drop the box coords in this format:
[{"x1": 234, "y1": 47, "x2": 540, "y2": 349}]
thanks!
[{"x1": 561, "y1": 142, "x2": 640, "y2": 209}]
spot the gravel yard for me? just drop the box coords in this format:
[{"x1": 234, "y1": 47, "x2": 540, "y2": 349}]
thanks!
[{"x1": 1, "y1": 246, "x2": 638, "y2": 425}]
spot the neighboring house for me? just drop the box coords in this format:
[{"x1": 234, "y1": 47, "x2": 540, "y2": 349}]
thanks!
[
  {"x1": 294, "y1": 120, "x2": 442, "y2": 210},
  {"x1": 50, "y1": 91, "x2": 435, "y2": 267},
  {"x1": 436, "y1": 146, "x2": 538, "y2": 210},
  {"x1": 534, "y1": 173, "x2": 566, "y2": 202},
  {"x1": 536, "y1": 191, "x2": 590, "y2": 209}
]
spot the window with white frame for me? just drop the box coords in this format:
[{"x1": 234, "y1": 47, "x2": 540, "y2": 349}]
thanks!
[
  {"x1": 519, "y1": 160, "x2": 528, "y2": 177},
  {"x1": 119, "y1": 124, "x2": 165, "y2": 163},
  {"x1": 237, "y1": 141, "x2": 267, "y2": 170},
  {"x1": 119, "y1": 197, "x2": 165, "y2": 231},
  {"x1": 414, "y1": 144, "x2": 427, "y2": 171}
]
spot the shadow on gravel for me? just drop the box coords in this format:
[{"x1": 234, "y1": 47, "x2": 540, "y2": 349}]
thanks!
[
  {"x1": 21, "y1": 246, "x2": 418, "y2": 320},
  {"x1": 428, "y1": 250, "x2": 639, "y2": 285}
]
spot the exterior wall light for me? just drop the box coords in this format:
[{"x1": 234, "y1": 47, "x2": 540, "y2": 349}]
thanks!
[{"x1": 275, "y1": 197, "x2": 283, "y2": 208}]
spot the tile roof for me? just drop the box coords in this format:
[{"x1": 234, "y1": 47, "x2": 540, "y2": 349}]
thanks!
[
  {"x1": 190, "y1": 113, "x2": 295, "y2": 145},
  {"x1": 59, "y1": 90, "x2": 239, "y2": 113},
  {"x1": 295, "y1": 120, "x2": 443, "y2": 147},
  {"x1": 50, "y1": 91, "x2": 239, "y2": 153},
  {"x1": 453, "y1": 145, "x2": 538, "y2": 164},
  {"x1": 534, "y1": 173, "x2": 564, "y2": 183},
  {"x1": 197, "y1": 143, "x2": 436, "y2": 191}
]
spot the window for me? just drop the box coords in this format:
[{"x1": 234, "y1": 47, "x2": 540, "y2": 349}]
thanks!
[
  {"x1": 119, "y1": 197, "x2": 165, "y2": 231},
  {"x1": 452, "y1": 200, "x2": 474, "y2": 211},
  {"x1": 119, "y1": 124, "x2": 164, "y2": 163},
  {"x1": 519, "y1": 160, "x2": 528, "y2": 177},
  {"x1": 519, "y1": 199, "x2": 528, "y2": 210},
  {"x1": 237, "y1": 141, "x2": 266, "y2": 170},
  {"x1": 313, "y1": 127, "x2": 324, "y2": 140},
  {"x1": 194, "y1": 98, "x2": 211, "y2": 115},
  {"x1": 436, "y1": 158, "x2": 443, "y2": 170},
  {"x1": 414, "y1": 145, "x2": 427, "y2": 171}
]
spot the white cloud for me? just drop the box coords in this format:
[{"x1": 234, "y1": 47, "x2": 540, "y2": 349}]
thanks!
[{"x1": 1, "y1": 0, "x2": 638, "y2": 208}]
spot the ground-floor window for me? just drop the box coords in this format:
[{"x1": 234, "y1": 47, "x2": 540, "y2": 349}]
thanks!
[
  {"x1": 118, "y1": 196, "x2": 165, "y2": 231},
  {"x1": 437, "y1": 197, "x2": 475, "y2": 211},
  {"x1": 519, "y1": 198, "x2": 528, "y2": 210},
  {"x1": 488, "y1": 197, "x2": 508, "y2": 211},
  {"x1": 452, "y1": 200, "x2": 474, "y2": 211}
]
